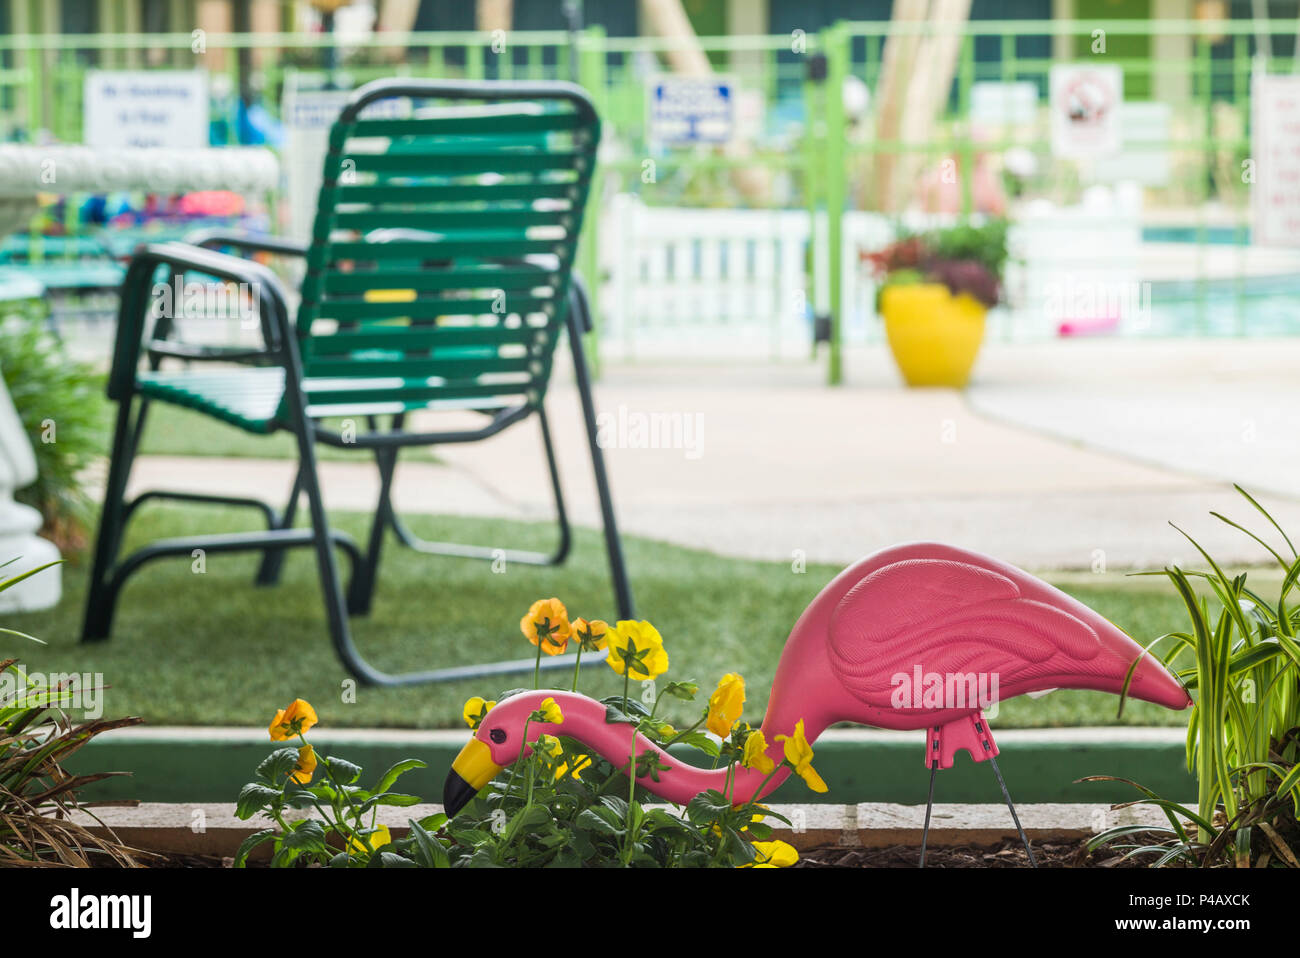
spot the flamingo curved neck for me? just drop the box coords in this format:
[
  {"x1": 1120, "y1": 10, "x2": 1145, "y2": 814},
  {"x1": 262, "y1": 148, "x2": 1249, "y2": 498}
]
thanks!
[{"x1": 538, "y1": 692, "x2": 791, "y2": 807}]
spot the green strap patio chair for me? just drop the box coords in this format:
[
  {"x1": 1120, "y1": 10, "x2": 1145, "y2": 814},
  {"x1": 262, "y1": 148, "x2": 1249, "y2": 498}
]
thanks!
[{"x1": 81, "y1": 78, "x2": 634, "y2": 686}]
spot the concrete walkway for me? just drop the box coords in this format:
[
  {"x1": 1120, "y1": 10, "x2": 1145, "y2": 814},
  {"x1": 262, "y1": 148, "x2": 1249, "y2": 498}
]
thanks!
[{"x1": 124, "y1": 338, "x2": 1300, "y2": 571}]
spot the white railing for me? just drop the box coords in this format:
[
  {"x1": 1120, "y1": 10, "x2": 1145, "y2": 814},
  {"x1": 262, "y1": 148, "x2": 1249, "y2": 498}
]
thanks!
[
  {"x1": 597, "y1": 194, "x2": 1151, "y2": 359},
  {"x1": 599, "y1": 194, "x2": 814, "y2": 360}
]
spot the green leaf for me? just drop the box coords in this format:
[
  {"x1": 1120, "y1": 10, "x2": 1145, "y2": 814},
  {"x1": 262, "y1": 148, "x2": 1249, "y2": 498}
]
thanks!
[
  {"x1": 661, "y1": 681, "x2": 698, "y2": 701},
  {"x1": 575, "y1": 808, "x2": 620, "y2": 836},
  {"x1": 416, "y1": 812, "x2": 448, "y2": 832},
  {"x1": 406, "y1": 818, "x2": 450, "y2": 868},
  {"x1": 686, "y1": 789, "x2": 732, "y2": 825},
  {"x1": 323, "y1": 755, "x2": 363, "y2": 784},
  {"x1": 235, "y1": 783, "x2": 281, "y2": 820},
  {"x1": 256, "y1": 747, "x2": 300, "y2": 783},
  {"x1": 370, "y1": 851, "x2": 417, "y2": 868},
  {"x1": 282, "y1": 819, "x2": 328, "y2": 852},
  {"x1": 372, "y1": 758, "x2": 427, "y2": 795},
  {"x1": 360, "y1": 792, "x2": 422, "y2": 812},
  {"x1": 672, "y1": 731, "x2": 720, "y2": 757},
  {"x1": 233, "y1": 828, "x2": 277, "y2": 868}
]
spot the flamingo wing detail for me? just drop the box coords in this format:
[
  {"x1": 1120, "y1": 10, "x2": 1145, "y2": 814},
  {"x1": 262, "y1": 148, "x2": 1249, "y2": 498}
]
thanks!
[{"x1": 826, "y1": 557, "x2": 1108, "y2": 710}]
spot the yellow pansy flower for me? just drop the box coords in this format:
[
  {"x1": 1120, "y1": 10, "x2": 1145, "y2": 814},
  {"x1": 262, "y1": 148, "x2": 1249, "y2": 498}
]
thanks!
[
  {"x1": 348, "y1": 824, "x2": 392, "y2": 853},
  {"x1": 742, "y1": 729, "x2": 775, "y2": 775},
  {"x1": 572, "y1": 618, "x2": 610, "y2": 652},
  {"x1": 538, "y1": 697, "x2": 564, "y2": 725},
  {"x1": 462, "y1": 696, "x2": 496, "y2": 729},
  {"x1": 291, "y1": 745, "x2": 317, "y2": 785},
  {"x1": 534, "y1": 733, "x2": 563, "y2": 760},
  {"x1": 557, "y1": 753, "x2": 593, "y2": 781},
  {"x1": 706, "y1": 673, "x2": 746, "y2": 738},
  {"x1": 745, "y1": 839, "x2": 799, "y2": 868},
  {"x1": 520, "y1": 598, "x2": 572, "y2": 655},
  {"x1": 606, "y1": 620, "x2": 669, "y2": 680},
  {"x1": 774, "y1": 719, "x2": 828, "y2": 793},
  {"x1": 268, "y1": 699, "x2": 318, "y2": 741}
]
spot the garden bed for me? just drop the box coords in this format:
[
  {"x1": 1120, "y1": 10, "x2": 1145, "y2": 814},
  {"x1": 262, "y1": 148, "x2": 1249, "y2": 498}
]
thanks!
[{"x1": 75, "y1": 801, "x2": 1174, "y2": 866}]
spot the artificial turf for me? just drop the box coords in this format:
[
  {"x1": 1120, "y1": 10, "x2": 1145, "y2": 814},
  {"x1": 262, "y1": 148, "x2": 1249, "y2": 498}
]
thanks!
[{"x1": 7, "y1": 506, "x2": 1196, "y2": 731}]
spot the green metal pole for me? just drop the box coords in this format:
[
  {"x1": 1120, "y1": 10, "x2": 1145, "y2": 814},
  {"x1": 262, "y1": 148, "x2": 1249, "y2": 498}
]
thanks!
[
  {"x1": 1196, "y1": 36, "x2": 1210, "y2": 335},
  {"x1": 959, "y1": 34, "x2": 975, "y2": 218},
  {"x1": 803, "y1": 44, "x2": 823, "y2": 361},
  {"x1": 577, "y1": 25, "x2": 607, "y2": 378},
  {"x1": 824, "y1": 23, "x2": 848, "y2": 386}
]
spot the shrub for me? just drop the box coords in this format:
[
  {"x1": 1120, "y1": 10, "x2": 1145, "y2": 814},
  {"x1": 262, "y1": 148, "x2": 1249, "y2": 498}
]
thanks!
[{"x1": 0, "y1": 312, "x2": 106, "y2": 553}]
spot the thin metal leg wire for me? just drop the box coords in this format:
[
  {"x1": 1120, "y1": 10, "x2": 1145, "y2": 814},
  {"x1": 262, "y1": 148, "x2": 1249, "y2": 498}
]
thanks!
[
  {"x1": 990, "y1": 754, "x2": 1038, "y2": 868},
  {"x1": 919, "y1": 761, "x2": 937, "y2": 868}
]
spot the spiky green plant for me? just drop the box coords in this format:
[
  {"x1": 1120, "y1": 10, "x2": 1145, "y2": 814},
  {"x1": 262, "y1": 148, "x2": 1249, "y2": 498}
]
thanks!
[
  {"x1": 0, "y1": 560, "x2": 148, "y2": 866},
  {"x1": 1088, "y1": 487, "x2": 1300, "y2": 867}
]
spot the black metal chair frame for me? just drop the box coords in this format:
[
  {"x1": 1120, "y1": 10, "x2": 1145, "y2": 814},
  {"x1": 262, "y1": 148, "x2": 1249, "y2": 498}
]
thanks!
[{"x1": 81, "y1": 237, "x2": 634, "y2": 687}]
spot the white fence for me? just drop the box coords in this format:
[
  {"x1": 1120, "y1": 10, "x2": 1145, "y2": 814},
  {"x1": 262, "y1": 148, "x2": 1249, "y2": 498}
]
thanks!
[{"x1": 597, "y1": 194, "x2": 1148, "y2": 360}]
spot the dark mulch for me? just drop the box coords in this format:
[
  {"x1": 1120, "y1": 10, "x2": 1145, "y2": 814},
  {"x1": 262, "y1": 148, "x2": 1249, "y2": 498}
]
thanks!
[
  {"x1": 797, "y1": 834, "x2": 1148, "y2": 868},
  {"x1": 146, "y1": 851, "x2": 236, "y2": 868}
]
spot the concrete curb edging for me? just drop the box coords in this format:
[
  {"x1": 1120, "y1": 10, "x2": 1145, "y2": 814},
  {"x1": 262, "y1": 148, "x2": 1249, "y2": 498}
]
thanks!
[
  {"x1": 69, "y1": 725, "x2": 1196, "y2": 806},
  {"x1": 76, "y1": 802, "x2": 1177, "y2": 861}
]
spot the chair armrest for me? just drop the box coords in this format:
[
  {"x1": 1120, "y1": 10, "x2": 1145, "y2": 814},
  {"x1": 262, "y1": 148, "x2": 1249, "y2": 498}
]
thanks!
[
  {"x1": 109, "y1": 242, "x2": 294, "y2": 402},
  {"x1": 182, "y1": 228, "x2": 309, "y2": 259}
]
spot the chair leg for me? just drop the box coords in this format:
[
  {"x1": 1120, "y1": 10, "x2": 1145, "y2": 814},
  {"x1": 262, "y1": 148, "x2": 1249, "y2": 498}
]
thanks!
[
  {"x1": 385, "y1": 406, "x2": 572, "y2": 567},
  {"x1": 348, "y1": 445, "x2": 397, "y2": 616},
  {"x1": 82, "y1": 396, "x2": 144, "y2": 641},
  {"x1": 253, "y1": 463, "x2": 305, "y2": 587},
  {"x1": 567, "y1": 306, "x2": 635, "y2": 619}
]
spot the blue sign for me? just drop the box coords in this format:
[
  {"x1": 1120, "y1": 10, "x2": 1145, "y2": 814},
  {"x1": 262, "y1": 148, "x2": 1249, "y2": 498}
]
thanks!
[{"x1": 648, "y1": 76, "x2": 734, "y2": 144}]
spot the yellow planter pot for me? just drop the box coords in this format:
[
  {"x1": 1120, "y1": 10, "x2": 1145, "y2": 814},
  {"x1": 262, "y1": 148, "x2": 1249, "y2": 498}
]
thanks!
[{"x1": 880, "y1": 284, "x2": 987, "y2": 388}]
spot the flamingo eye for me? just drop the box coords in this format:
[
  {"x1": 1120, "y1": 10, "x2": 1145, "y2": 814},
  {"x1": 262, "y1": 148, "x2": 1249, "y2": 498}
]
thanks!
[{"x1": 489, "y1": 728, "x2": 507, "y2": 744}]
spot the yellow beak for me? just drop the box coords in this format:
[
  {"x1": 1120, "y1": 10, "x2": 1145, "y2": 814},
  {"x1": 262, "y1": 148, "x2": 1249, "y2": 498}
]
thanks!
[{"x1": 444, "y1": 738, "x2": 504, "y2": 816}]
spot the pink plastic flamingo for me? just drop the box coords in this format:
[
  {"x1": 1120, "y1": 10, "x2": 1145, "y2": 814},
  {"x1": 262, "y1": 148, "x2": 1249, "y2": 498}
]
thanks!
[{"x1": 445, "y1": 543, "x2": 1191, "y2": 864}]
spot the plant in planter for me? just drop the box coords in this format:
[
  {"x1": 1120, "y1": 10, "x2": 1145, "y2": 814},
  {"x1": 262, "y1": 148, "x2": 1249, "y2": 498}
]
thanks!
[
  {"x1": 864, "y1": 219, "x2": 1009, "y2": 388},
  {"x1": 1088, "y1": 487, "x2": 1300, "y2": 867},
  {"x1": 1, "y1": 560, "x2": 147, "y2": 866},
  {"x1": 235, "y1": 607, "x2": 809, "y2": 868}
]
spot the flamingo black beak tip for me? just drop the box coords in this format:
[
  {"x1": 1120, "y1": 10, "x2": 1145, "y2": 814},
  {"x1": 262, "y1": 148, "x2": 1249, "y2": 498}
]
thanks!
[
  {"x1": 443, "y1": 768, "x2": 478, "y2": 818},
  {"x1": 443, "y1": 737, "x2": 503, "y2": 818}
]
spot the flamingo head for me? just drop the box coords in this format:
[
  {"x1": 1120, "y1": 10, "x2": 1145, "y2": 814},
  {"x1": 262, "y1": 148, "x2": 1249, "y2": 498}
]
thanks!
[{"x1": 443, "y1": 690, "x2": 567, "y2": 817}]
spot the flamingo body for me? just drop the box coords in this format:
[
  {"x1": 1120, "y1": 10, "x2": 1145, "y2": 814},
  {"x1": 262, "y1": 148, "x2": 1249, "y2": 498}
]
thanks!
[
  {"x1": 762, "y1": 543, "x2": 1191, "y2": 768},
  {"x1": 447, "y1": 543, "x2": 1191, "y2": 811}
]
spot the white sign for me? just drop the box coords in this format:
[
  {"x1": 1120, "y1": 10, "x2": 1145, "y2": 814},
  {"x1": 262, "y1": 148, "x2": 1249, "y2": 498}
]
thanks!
[
  {"x1": 1091, "y1": 102, "x2": 1171, "y2": 187},
  {"x1": 970, "y1": 81, "x2": 1039, "y2": 126},
  {"x1": 1251, "y1": 74, "x2": 1300, "y2": 247},
  {"x1": 648, "y1": 75, "x2": 735, "y2": 144},
  {"x1": 283, "y1": 87, "x2": 350, "y2": 243},
  {"x1": 1049, "y1": 64, "x2": 1122, "y2": 158},
  {"x1": 84, "y1": 71, "x2": 209, "y2": 150},
  {"x1": 280, "y1": 83, "x2": 409, "y2": 242}
]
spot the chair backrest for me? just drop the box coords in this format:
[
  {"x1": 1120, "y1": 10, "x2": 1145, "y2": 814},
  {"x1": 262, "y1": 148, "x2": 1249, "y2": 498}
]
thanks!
[{"x1": 293, "y1": 79, "x2": 600, "y2": 420}]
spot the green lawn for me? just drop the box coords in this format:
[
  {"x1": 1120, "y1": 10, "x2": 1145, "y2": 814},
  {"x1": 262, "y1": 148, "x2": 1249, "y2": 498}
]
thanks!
[{"x1": 8, "y1": 507, "x2": 1195, "y2": 732}]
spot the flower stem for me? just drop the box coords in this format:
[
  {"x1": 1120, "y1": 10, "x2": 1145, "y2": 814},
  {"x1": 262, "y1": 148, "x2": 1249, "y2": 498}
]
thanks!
[
  {"x1": 571, "y1": 646, "x2": 583, "y2": 692},
  {"x1": 622, "y1": 726, "x2": 637, "y2": 866}
]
